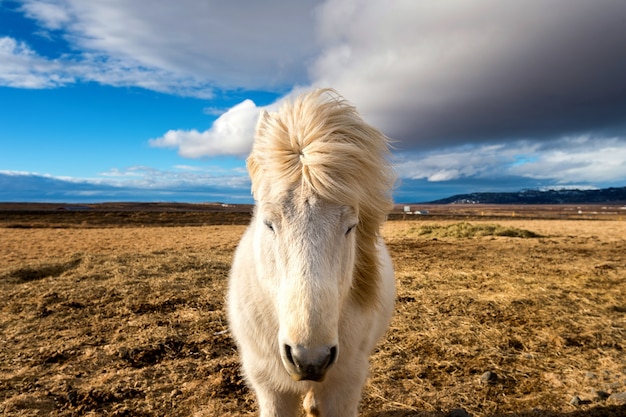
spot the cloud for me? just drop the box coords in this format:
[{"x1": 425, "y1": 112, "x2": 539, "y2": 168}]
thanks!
[
  {"x1": 0, "y1": 168, "x2": 253, "y2": 203},
  {"x1": 0, "y1": 34, "x2": 216, "y2": 96},
  {"x1": 0, "y1": 36, "x2": 72, "y2": 88},
  {"x1": 20, "y1": 0, "x2": 71, "y2": 30},
  {"x1": 310, "y1": 0, "x2": 626, "y2": 149},
  {"x1": 149, "y1": 0, "x2": 626, "y2": 166},
  {"x1": 395, "y1": 136, "x2": 626, "y2": 186},
  {"x1": 508, "y1": 137, "x2": 626, "y2": 184},
  {"x1": 13, "y1": 0, "x2": 320, "y2": 93},
  {"x1": 9, "y1": 1, "x2": 626, "y2": 140},
  {"x1": 395, "y1": 143, "x2": 528, "y2": 182},
  {"x1": 4, "y1": 0, "x2": 626, "y2": 191},
  {"x1": 149, "y1": 99, "x2": 262, "y2": 158},
  {"x1": 95, "y1": 165, "x2": 251, "y2": 189}
]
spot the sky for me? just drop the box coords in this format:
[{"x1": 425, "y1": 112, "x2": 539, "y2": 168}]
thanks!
[{"x1": 1, "y1": 0, "x2": 626, "y2": 204}]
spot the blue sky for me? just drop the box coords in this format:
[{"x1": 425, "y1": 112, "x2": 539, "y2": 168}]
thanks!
[{"x1": 1, "y1": 0, "x2": 626, "y2": 203}]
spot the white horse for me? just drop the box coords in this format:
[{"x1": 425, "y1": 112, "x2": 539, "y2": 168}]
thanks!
[{"x1": 228, "y1": 89, "x2": 396, "y2": 417}]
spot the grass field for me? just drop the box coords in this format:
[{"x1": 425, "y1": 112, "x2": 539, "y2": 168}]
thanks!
[{"x1": 0, "y1": 208, "x2": 625, "y2": 416}]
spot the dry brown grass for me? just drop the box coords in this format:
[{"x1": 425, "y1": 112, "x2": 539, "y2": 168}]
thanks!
[{"x1": 1, "y1": 216, "x2": 625, "y2": 416}]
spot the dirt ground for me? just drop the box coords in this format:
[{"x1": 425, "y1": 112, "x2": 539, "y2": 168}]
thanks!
[{"x1": 0, "y1": 208, "x2": 625, "y2": 416}]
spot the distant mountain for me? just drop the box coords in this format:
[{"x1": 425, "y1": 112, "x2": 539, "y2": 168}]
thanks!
[{"x1": 425, "y1": 186, "x2": 626, "y2": 205}]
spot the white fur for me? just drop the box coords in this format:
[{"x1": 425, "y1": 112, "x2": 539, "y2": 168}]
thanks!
[{"x1": 227, "y1": 89, "x2": 396, "y2": 417}]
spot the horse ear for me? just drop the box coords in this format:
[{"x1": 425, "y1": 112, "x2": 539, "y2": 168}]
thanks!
[
  {"x1": 246, "y1": 153, "x2": 258, "y2": 190},
  {"x1": 255, "y1": 110, "x2": 270, "y2": 138},
  {"x1": 247, "y1": 110, "x2": 269, "y2": 198}
]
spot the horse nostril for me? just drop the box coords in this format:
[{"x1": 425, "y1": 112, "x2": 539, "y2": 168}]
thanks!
[
  {"x1": 284, "y1": 344, "x2": 296, "y2": 366},
  {"x1": 328, "y1": 345, "x2": 338, "y2": 368}
]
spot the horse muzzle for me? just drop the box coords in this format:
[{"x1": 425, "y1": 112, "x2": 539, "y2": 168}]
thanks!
[{"x1": 281, "y1": 343, "x2": 338, "y2": 382}]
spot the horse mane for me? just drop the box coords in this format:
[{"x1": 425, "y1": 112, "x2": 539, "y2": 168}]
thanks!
[{"x1": 247, "y1": 88, "x2": 396, "y2": 308}]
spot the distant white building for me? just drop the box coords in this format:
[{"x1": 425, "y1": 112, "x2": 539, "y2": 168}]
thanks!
[{"x1": 402, "y1": 206, "x2": 428, "y2": 215}]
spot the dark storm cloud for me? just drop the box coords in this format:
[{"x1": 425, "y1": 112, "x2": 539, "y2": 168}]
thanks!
[
  {"x1": 315, "y1": 0, "x2": 626, "y2": 150},
  {"x1": 401, "y1": 14, "x2": 626, "y2": 147}
]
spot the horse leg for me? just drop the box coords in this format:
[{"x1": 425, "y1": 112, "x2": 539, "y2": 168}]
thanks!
[
  {"x1": 304, "y1": 373, "x2": 366, "y2": 417},
  {"x1": 255, "y1": 386, "x2": 300, "y2": 417}
]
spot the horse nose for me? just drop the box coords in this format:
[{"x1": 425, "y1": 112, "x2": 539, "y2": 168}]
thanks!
[{"x1": 282, "y1": 344, "x2": 338, "y2": 382}]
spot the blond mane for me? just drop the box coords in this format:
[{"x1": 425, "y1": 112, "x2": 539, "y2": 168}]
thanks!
[{"x1": 247, "y1": 88, "x2": 396, "y2": 307}]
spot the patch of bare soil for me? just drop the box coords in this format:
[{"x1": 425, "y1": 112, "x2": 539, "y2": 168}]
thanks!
[{"x1": 0, "y1": 218, "x2": 625, "y2": 416}]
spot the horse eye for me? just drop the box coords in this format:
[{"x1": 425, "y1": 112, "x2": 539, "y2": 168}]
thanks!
[
  {"x1": 264, "y1": 220, "x2": 274, "y2": 232},
  {"x1": 345, "y1": 224, "x2": 356, "y2": 235}
]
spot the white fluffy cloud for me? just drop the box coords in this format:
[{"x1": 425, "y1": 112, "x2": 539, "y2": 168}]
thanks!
[
  {"x1": 395, "y1": 144, "x2": 527, "y2": 182},
  {"x1": 149, "y1": 99, "x2": 262, "y2": 158},
  {"x1": 507, "y1": 137, "x2": 626, "y2": 184},
  {"x1": 395, "y1": 137, "x2": 626, "y2": 185}
]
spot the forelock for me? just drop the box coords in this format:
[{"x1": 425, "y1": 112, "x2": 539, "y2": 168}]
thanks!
[{"x1": 247, "y1": 88, "x2": 395, "y2": 220}]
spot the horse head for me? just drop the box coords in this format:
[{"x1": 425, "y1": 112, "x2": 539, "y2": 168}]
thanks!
[{"x1": 253, "y1": 191, "x2": 359, "y2": 381}]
